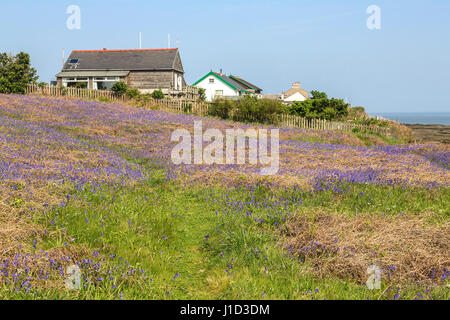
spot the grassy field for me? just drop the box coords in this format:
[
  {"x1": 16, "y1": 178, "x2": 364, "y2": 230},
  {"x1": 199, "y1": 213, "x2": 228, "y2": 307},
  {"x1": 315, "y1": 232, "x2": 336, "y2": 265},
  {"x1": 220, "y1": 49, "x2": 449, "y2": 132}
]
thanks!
[{"x1": 0, "y1": 94, "x2": 448, "y2": 300}]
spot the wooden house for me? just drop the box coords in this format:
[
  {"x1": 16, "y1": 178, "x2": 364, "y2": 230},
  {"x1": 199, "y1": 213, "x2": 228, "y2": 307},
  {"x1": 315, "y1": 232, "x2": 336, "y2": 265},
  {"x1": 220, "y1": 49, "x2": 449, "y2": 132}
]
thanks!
[{"x1": 56, "y1": 48, "x2": 186, "y2": 94}]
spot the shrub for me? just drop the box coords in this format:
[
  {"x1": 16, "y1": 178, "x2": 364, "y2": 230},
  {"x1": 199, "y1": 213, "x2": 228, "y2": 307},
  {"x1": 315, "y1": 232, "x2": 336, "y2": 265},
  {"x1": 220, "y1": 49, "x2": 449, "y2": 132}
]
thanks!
[
  {"x1": 126, "y1": 88, "x2": 141, "y2": 99},
  {"x1": 152, "y1": 89, "x2": 164, "y2": 100},
  {"x1": 98, "y1": 96, "x2": 112, "y2": 103},
  {"x1": 323, "y1": 107, "x2": 338, "y2": 120},
  {"x1": 234, "y1": 96, "x2": 284, "y2": 123},
  {"x1": 209, "y1": 96, "x2": 285, "y2": 123},
  {"x1": 183, "y1": 103, "x2": 192, "y2": 113},
  {"x1": 74, "y1": 82, "x2": 87, "y2": 89},
  {"x1": 287, "y1": 97, "x2": 349, "y2": 121},
  {"x1": 347, "y1": 106, "x2": 368, "y2": 121},
  {"x1": 198, "y1": 88, "x2": 206, "y2": 101},
  {"x1": 208, "y1": 98, "x2": 235, "y2": 119},
  {"x1": 111, "y1": 82, "x2": 128, "y2": 96}
]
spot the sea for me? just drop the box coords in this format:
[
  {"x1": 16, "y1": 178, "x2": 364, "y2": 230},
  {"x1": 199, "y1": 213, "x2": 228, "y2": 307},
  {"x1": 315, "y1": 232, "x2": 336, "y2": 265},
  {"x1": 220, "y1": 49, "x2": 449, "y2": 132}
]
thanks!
[{"x1": 369, "y1": 112, "x2": 450, "y2": 126}]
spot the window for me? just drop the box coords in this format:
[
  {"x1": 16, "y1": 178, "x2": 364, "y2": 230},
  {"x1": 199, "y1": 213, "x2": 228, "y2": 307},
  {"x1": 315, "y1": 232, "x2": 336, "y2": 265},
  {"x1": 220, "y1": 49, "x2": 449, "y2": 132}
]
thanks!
[
  {"x1": 93, "y1": 77, "x2": 120, "y2": 90},
  {"x1": 178, "y1": 76, "x2": 182, "y2": 90},
  {"x1": 69, "y1": 59, "x2": 79, "y2": 64},
  {"x1": 209, "y1": 78, "x2": 215, "y2": 84},
  {"x1": 215, "y1": 90, "x2": 223, "y2": 97},
  {"x1": 62, "y1": 77, "x2": 88, "y2": 88}
]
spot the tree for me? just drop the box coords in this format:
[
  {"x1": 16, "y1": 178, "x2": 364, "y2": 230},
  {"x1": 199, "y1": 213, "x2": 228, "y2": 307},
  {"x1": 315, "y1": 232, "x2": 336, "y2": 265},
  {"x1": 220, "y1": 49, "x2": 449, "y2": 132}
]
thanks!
[
  {"x1": 198, "y1": 88, "x2": 206, "y2": 101},
  {"x1": 310, "y1": 90, "x2": 328, "y2": 100},
  {"x1": 0, "y1": 52, "x2": 38, "y2": 94},
  {"x1": 111, "y1": 82, "x2": 128, "y2": 95}
]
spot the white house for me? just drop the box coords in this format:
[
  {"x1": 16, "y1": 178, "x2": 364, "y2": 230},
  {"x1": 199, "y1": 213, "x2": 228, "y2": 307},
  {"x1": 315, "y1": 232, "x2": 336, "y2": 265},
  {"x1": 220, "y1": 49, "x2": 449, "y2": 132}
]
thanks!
[
  {"x1": 193, "y1": 71, "x2": 262, "y2": 102},
  {"x1": 281, "y1": 82, "x2": 309, "y2": 103}
]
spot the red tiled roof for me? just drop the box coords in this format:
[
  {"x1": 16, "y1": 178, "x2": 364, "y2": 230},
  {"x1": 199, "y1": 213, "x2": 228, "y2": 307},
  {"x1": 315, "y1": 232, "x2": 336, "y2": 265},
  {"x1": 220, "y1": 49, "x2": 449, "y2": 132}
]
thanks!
[{"x1": 72, "y1": 48, "x2": 178, "y2": 53}]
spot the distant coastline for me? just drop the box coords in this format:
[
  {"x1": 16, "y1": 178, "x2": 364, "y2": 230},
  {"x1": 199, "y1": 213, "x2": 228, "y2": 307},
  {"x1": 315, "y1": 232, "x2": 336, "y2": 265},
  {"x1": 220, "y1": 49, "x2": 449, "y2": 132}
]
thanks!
[{"x1": 369, "y1": 112, "x2": 450, "y2": 126}]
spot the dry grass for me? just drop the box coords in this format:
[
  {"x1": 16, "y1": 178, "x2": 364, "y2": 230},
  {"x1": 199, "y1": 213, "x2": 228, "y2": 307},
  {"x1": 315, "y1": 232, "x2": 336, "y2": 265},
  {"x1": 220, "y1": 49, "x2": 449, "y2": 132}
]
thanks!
[{"x1": 282, "y1": 211, "x2": 449, "y2": 285}]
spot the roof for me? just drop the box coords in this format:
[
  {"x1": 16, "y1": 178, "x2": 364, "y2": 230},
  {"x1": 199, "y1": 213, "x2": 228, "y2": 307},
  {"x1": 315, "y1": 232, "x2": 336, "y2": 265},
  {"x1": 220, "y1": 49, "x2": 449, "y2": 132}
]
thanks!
[
  {"x1": 262, "y1": 94, "x2": 282, "y2": 100},
  {"x1": 61, "y1": 48, "x2": 183, "y2": 73},
  {"x1": 56, "y1": 71, "x2": 130, "y2": 78},
  {"x1": 192, "y1": 71, "x2": 254, "y2": 94},
  {"x1": 229, "y1": 75, "x2": 262, "y2": 93},
  {"x1": 283, "y1": 82, "x2": 309, "y2": 100}
]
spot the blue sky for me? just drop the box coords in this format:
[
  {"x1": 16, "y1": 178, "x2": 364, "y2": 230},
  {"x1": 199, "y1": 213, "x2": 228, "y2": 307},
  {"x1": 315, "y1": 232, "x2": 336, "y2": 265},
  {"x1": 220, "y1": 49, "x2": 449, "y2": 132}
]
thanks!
[{"x1": 1, "y1": 0, "x2": 449, "y2": 113}]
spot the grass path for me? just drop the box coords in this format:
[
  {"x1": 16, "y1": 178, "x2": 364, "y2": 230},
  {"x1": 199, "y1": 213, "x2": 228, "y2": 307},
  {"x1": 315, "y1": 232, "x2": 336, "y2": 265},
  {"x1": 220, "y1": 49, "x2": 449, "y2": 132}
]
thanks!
[{"x1": 5, "y1": 170, "x2": 447, "y2": 300}]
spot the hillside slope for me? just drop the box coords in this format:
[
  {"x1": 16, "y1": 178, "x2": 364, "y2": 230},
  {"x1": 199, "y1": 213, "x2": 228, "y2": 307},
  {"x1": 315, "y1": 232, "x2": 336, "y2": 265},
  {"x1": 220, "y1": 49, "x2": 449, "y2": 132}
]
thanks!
[{"x1": 0, "y1": 94, "x2": 448, "y2": 300}]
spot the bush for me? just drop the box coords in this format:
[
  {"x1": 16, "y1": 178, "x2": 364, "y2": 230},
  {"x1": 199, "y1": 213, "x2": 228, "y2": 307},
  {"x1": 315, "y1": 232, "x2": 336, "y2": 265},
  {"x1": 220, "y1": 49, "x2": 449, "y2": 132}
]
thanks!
[
  {"x1": 234, "y1": 96, "x2": 284, "y2": 123},
  {"x1": 208, "y1": 98, "x2": 235, "y2": 119},
  {"x1": 111, "y1": 82, "x2": 128, "y2": 96},
  {"x1": 209, "y1": 96, "x2": 285, "y2": 123},
  {"x1": 151, "y1": 89, "x2": 164, "y2": 100},
  {"x1": 126, "y1": 88, "x2": 141, "y2": 99},
  {"x1": 183, "y1": 103, "x2": 192, "y2": 113},
  {"x1": 198, "y1": 88, "x2": 206, "y2": 101},
  {"x1": 286, "y1": 97, "x2": 349, "y2": 121},
  {"x1": 0, "y1": 51, "x2": 38, "y2": 94},
  {"x1": 74, "y1": 82, "x2": 87, "y2": 89}
]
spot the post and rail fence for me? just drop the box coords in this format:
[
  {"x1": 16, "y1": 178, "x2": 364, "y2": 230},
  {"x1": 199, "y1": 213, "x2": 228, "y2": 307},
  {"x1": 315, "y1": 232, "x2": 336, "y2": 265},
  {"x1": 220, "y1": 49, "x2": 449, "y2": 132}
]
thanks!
[{"x1": 26, "y1": 84, "x2": 395, "y2": 138}]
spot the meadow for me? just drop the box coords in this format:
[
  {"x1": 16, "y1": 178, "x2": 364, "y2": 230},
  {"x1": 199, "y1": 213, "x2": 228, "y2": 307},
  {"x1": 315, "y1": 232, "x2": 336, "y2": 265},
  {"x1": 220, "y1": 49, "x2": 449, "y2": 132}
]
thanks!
[{"x1": 0, "y1": 94, "x2": 448, "y2": 300}]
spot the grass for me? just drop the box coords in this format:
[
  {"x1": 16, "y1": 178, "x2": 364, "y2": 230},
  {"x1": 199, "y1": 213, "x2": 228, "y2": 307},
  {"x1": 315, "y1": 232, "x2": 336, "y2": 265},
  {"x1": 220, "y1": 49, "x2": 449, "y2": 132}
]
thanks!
[
  {"x1": 2, "y1": 166, "x2": 448, "y2": 300},
  {"x1": 0, "y1": 95, "x2": 447, "y2": 300}
]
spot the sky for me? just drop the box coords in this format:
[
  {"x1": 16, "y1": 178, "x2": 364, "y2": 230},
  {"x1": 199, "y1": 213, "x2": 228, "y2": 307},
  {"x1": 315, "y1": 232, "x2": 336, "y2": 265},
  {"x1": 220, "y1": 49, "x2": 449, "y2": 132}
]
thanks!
[{"x1": 0, "y1": 0, "x2": 449, "y2": 113}]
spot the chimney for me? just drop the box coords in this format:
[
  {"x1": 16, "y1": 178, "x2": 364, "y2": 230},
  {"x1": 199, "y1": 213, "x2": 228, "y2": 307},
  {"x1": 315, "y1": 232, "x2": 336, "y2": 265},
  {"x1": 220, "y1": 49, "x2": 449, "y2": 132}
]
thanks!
[
  {"x1": 292, "y1": 82, "x2": 301, "y2": 88},
  {"x1": 220, "y1": 69, "x2": 223, "y2": 76},
  {"x1": 103, "y1": 48, "x2": 107, "y2": 51}
]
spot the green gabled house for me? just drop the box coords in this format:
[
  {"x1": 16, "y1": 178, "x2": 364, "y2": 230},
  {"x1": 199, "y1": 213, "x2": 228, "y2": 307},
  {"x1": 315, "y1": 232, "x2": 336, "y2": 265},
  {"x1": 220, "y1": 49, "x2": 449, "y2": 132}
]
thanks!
[{"x1": 193, "y1": 70, "x2": 262, "y2": 102}]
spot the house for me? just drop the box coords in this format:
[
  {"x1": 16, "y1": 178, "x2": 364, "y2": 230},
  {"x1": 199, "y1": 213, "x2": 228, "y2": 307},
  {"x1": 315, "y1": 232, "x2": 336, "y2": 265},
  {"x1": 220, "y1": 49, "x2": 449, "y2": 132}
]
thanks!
[
  {"x1": 281, "y1": 82, "x2": 309, "y2": 103},
  {"x1": 56, "y1": 48, "x2": 186, "y2": 94},
  {"x1": 261, "y1": 94, "x2": 283, "y2": 101},
  {"x1": 193, "y1": 71, "x2": 262, "y2": 102}
]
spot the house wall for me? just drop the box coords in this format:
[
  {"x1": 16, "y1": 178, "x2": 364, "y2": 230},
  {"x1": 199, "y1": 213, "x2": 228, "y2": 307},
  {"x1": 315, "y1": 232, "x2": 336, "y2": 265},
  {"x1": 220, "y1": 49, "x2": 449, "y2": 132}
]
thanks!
[
  {"x1": 284, "y1": 92, "x2": 307, "y2": 102},
  {"x1": 194, "y1": 75, "x2": 239, "y2": 102},
  {"x1": 127, "y1": 71, "x2": 185, "y2": 94},
  {"x1": 56, "y1": 71, "x2": 184, "y2": 93}
]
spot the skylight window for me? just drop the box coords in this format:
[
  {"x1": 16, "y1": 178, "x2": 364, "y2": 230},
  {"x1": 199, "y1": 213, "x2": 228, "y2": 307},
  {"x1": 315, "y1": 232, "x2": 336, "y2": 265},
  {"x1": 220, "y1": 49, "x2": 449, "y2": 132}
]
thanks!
[{"x1": 69, "y1": 59, "x2": 79, "y2": 64}]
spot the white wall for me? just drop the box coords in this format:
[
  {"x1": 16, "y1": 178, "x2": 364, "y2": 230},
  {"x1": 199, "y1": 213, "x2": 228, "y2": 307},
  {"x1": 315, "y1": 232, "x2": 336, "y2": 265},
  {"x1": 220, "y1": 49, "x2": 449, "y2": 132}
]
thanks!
[
  {"x1": 194, "y1": 75, "x2": 239, "y2": 102},
  {"x1": 284, "y1": 92, "x2": 307, "y2": 102}
]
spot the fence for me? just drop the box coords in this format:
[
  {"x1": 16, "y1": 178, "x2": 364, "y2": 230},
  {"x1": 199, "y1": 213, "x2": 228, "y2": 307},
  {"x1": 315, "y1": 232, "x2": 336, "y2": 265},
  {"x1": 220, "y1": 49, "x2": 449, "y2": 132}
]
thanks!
[
  {"x1": 273, "y1": 114, "x2": 393, "y2": 137},
  {"x1": 142, "y1": 98, "x2": 210, "y2": 116},
  {"x1": 26, "y1": 84, "x2": 395, "y2": 138},
  {"x1": 26, "y1": 84, "x2": 125, "y2": 102}
]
